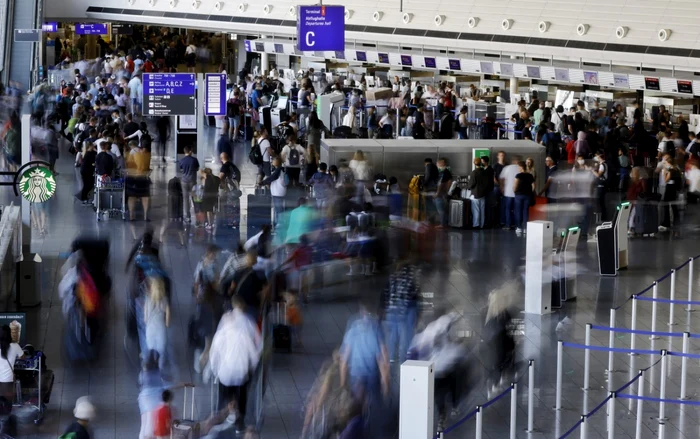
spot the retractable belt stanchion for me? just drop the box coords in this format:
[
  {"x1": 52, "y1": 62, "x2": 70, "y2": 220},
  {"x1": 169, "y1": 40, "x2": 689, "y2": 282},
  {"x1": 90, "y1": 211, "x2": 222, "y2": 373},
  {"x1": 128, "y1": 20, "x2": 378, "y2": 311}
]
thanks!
[
  {"x1": 583, "y1": 324, "x2": 592, "y2": 413},
  {"x1": 668, "y1": 270, "x2": 677, "y2": 327},
  {"x1": 635, "y1": 369, "x2": 645, "y2": 439},
  {"x1": 681, "y1": 332, "x2": 689, "y2": 400},
  {"x1": 659, "y1": 350, "x2": 668, "y2": 423},
  {"x1": 556, "y1": 341, "x2": 563, "y2": 411},
  {"x1": 651, "y1": 282, "x2": 660, "y2": 340},
  {"x1": 475, "y1": 406, "x2": 483, "y2": 439},
  {"x1": 607, "y1": 309, "x2": 617, "y2": 387},
  {"x1": 527, "y1": 360, "x2": 535, "y2": 432},
  {"x1": 687, "y1": 258, "x2": 695, "y2": 312},
  {"x1": 630, "y1": 296, "x2": 639, "y2": 354},
  {"x1": 510, "y1": 383, "x2": 517, "y2": 439},
  {"x1": 607, "y1": 392, "x2": 616, "y2": 439},
  {"x1": 579, "y1": 415, "x2": 586, "y2": 439}
]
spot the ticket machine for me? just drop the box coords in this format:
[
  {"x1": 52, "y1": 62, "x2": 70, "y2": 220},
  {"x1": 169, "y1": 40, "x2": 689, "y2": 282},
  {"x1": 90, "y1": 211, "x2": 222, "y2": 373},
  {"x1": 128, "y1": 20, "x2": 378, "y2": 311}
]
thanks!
[
  {"x1": 596, "y1": 202, "x2": 631, "y2": 276},
  {"x1": 552, "y1": 227, "x2": 580, "y2": 309}
]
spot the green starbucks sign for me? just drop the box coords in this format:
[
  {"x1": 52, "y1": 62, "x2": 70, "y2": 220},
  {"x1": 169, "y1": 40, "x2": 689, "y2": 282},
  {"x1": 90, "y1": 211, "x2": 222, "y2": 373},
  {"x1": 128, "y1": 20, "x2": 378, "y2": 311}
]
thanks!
[{"x1": 18, "y1": 166, "x2": 56, "y2": 203}]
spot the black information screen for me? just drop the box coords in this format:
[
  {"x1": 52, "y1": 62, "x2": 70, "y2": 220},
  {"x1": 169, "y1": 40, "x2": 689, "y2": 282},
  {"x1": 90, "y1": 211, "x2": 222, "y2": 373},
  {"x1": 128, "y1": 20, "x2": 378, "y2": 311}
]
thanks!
[
  {"x1": 356, "y1": 51, "x2": 367, "y2": 62},
  {"x1": 400, "y1": 55, "x2": 412, "y2": 66},
  {"x1": 645, "y1": 77, "x2": 660, "y2": 90},
  {"x1": 677, "y1": 80, "x2": 693, "y2": 94},
  {"x1": 449, "y1": 59, "x2": 461, "y2": 71},
  {"x1": 255, "y1": 42, "x2": 264, "y2": 52},
  {"x1": 526, "y1": 66, "x2": 541, "y2": 79},
  {"x1": 378, "y1": 53, "x2": 389, "y2": 64},
  {"x1": 424, "y1": 57, "x2": 436, "y2": 68}
]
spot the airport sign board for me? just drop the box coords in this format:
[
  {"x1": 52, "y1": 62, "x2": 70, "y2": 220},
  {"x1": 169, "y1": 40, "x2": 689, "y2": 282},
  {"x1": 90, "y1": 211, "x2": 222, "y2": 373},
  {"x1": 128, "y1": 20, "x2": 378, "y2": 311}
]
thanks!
[
  {"x1": 142, "y1": 73, "x2": 196, "y2": 116},
  {"x1": 205, "y1": 73, "x2": 226, "y2": 117},
  {"x1": 75, "y1": 23, "x2": 108, "y2": 35},
  {"x1": 297, "y1": 5, "x2": 345, "y2": 52},
  {"x1": 42, "y1": 22, "x2": 58, "y2": 32},
  {"x1": 14, "y1": 29, "x2": 42, "y2": 43}
]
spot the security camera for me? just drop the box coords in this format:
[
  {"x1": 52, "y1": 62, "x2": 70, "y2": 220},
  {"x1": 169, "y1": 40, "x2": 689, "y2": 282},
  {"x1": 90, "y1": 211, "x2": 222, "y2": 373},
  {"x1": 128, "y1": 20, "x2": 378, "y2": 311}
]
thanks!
[
  {"x1": 467, "y1": 17, "x2": 479, "y2": 28},
  {"x1": 658, "y1": 29, "x2": 671, "y2": 42},
  {"x1": 615, "y1": 26, "x2": 628, "y2": 39},
  {"x1": 169, "y1": 0, "x2": 177, "y2": 8},
  {"x1": 238, "y1": 3, "x2": 247, "y2": 13},
  {"x1": 262, "y1": 4, "x2": 272, "y2": 14},
  {"x1": 576, "y1": 23, "x2": 589, "y2": 36},
  {"x1": 372, "y1": 11, "x2": 383, "y2": 22},
  {"x1": 214, "y1": 1, "x2": 223, "y2": 11},
  {"x1": 538, "y1": 21, "x2": 550, "y2": 33},
  {"x1": 501, "y1": 19, "x2": 513, "y2": 30},
  {"x1": 434, "y1": 15, "x2": 445, "y2": 26},
  {"x1": 344, "y1": 9, "x2": 353, "y2": 20},
  {"x1": 191, "y1": 0, "x2": 200, "y2": 8},
  {"x1": 288, "y1": 6, "x2": 296, "y2": 16},
  {"x1": 402, "y1": 13, "x2": 413, "y2": 24}
]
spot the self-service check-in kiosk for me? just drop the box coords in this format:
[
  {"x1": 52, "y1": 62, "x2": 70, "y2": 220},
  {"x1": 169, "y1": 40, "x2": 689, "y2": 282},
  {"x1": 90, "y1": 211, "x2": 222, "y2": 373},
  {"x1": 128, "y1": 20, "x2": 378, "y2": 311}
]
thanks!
[
  {"x1": 525, "y1": 221, "x2": 553, "y2": 315},
  {"x1": 596, "y1": 202, "x2": 631, "y2": 276},
  {"x1": 552, "y1": 226, "x2": 580, "y2": 309}
]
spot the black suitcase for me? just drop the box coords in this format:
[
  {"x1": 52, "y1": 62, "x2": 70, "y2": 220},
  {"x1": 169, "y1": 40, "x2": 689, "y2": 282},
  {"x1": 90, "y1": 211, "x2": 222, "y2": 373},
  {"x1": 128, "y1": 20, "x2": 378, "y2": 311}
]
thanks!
[
  {"x1": 247, "y1": 193, "x2": 271, "y2": 238},
  {"x1": 635, "y1": 200, "x2": 659, "y2": 235},
  {"x1": 168, "y1": 177, "x2": 183, "y2": 220},
  {"x1": 273, "y1": 303, "x2": 292, "y2": 352}
]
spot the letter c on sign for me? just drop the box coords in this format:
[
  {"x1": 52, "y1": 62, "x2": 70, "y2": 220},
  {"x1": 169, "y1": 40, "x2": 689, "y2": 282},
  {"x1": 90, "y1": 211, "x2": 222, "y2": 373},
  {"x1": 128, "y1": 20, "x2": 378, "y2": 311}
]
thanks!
[{"x1": 305, "y1": 31, "x2": 315, "y2": 47}]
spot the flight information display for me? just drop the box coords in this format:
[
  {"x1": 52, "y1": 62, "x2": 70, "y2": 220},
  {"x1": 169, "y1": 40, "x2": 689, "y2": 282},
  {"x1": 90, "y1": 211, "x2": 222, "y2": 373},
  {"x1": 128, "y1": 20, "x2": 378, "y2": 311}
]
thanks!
[
  {"x1": 400, "y1": 55, "x2": 413, "y2": 66},
  {"x1": 378, "y1": 53, "x2": 390, "y2": 64},
  {"x1": 424, "y1": 57, "x2": 436, "y2": 68},
  {"x1": 143, "y1": 73, "x2": 196, "y2": 116}
]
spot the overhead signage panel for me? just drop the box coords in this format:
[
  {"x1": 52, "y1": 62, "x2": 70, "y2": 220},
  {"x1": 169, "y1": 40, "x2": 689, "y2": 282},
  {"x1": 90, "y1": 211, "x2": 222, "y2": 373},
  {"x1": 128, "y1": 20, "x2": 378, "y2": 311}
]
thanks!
[
  {"x1": 143, "y1": 73, "x2": 196, "y2": 116},
  {"x1": 677, "y1": 80, "x2": 693, "y2": 94},
  {"x1": 75, "y1": 23, "x2": 108, "y2": 35},
  {"x1": 205, "y1": 73, "x2": 226, "y2": 117},
  {"x1": 112, "y1": 24, "x2": 133, "y2": 35},
  {"x1": 614, "y1": 74, "x2": 630, "y2": 89},
  {"x1": 583, "y1": 71, "x2": 599, "y2": 85},
  {"x1": 297, "y1": 5, "x2": 345, "y2": 52},
  {"x1": 555, "y1": 68, "x2": 569, "y2": 83},
  {"x1": 645, "y1": 77, "x2": 660, "y2": 91},
  {"x1": 42, "y1": 22, "x2": 57, "y2": 32},
  {"x1": 14, "y1": 29, "x2": 41, "y2": 43}
]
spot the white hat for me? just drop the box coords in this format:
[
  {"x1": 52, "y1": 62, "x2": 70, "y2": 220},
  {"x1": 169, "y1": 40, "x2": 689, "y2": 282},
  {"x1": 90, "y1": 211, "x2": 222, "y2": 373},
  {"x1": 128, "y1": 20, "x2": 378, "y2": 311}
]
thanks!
[{"x1": 73, "y1": 396, "x2": 96, "y2": 421}]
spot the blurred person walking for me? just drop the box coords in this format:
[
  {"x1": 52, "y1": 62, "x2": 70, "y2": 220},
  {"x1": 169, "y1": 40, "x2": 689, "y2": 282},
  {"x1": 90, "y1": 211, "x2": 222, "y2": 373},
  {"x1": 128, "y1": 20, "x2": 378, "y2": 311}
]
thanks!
[{"x1": 381, "y1": 262, "x2": 420, "y2": 364}]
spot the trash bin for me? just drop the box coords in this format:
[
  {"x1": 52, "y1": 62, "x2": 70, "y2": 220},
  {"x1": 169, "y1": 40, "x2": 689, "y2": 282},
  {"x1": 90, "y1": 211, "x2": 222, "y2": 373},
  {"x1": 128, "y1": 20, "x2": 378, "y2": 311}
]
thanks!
[{"x1": 16, "y1": 253, "x2": 42, "y2": 307}]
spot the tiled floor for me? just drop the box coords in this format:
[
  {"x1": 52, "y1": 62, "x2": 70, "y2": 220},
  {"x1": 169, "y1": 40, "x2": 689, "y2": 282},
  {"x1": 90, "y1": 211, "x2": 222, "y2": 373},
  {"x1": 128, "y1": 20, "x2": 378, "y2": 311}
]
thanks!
[{"x1": 9, "y1": 123, "x2": 700, "y2": 438}]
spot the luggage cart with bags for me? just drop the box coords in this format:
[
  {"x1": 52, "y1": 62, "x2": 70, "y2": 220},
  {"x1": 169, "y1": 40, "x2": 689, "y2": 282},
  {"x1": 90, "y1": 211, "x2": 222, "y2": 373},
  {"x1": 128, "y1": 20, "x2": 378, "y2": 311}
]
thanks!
[
  {"x1": 13, "y1": 349, "x2": 53, "y2": 425},
  {"x1": 94, "y1": 173, "x2": 126, "y2": 221}
]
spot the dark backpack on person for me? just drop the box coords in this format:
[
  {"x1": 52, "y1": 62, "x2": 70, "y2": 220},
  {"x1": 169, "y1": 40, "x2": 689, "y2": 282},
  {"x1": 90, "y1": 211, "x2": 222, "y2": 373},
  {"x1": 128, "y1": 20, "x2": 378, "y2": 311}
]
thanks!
[
  {"x1": 249, "y1": 142, "x2": 263, "y2": 165},
  {"x1": 288, "y1": 147, "x2": 300, "y2": 166},
  {"x1": 226, "y1": 99, "x2": 240, "y2": 118},
  {"x1": 140, "y1": 131, "x2": 152, "y2": 151}
]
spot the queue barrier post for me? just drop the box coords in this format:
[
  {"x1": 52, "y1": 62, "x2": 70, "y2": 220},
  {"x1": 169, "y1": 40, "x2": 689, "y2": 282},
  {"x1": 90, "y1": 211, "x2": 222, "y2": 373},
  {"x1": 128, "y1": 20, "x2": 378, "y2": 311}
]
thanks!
[
  {"x1": 509, "y1": 383, "x2": 517, "y2": 439},
  {"x1": 556, "y1": 341, "x2": 563, "y2": 411},
  {"x1": 475, "y1": 406, "x2": 483, "y2": 439},
  {"x1": 668, "y1": 270, "x2": 677, "y2": 327},
  {"x1": 606, "y1": 309, "x2": 617, "y2": 383},
  {"x1": 635, "y1": 369, "x2": 644, "y2": 439},
  {"x1": 659, "y1": 350, "x2": 668, "y2": 423},
  {"x1": 650, "y1": 282, "x2": 660, "y2": 340},
  {"x1": 579, "y1": 415, "x2": 586, "y2": 439},
  {"x1": 607, "y1": 392, "x2": 616, "y2": 439},
  {"x1": 681, "y1": 332, "x2": 689, "y2": 400},
  {"x1": 583, "y1": 324, "x2": 592, "y2": 413},
  {"x1": 630, "y1": 296, "x2": 638, "y2": 355},
  {"x1": 687, "y1": 258, "x2": 695, "y2": 312},
  {"x1": 527, "y1": 360, "x2": 535, "y2": 432}
]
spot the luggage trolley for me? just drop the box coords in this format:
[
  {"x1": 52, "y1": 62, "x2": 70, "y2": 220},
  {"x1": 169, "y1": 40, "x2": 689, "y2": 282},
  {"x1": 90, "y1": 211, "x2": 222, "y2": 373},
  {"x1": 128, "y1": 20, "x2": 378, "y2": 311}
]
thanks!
[
  {"x1": 94, "y1": 174, "x2": 126, "y2": 221},
  {"x1": 13, "y1": 350, "x2": 53, "y2": 425}
]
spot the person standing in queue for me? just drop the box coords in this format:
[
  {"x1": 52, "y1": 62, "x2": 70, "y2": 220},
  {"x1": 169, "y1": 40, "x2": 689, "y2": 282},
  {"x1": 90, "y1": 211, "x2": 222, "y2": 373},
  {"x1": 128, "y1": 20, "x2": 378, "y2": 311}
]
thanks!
[{"x1": 433, "y1": 158, "x2": 453, "y2": 229}]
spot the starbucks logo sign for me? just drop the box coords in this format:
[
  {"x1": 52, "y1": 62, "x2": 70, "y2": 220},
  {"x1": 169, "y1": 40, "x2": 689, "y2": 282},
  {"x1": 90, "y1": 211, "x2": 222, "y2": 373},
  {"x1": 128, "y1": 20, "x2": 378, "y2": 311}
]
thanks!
[{"x1": 18, "y1": 166, "x2": 56, "y2": 203}]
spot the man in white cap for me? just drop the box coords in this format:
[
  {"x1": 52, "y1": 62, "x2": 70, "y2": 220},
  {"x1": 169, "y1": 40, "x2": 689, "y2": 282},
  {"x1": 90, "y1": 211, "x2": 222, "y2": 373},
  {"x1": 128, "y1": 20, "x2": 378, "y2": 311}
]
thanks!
[{"x1": 61, "y1": 396, "x2": 96, "y2": 438}]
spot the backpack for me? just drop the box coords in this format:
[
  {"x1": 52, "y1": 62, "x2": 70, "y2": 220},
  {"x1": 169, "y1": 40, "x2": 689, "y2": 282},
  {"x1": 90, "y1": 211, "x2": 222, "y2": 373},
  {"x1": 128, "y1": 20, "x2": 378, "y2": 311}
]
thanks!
[
  {"x1": 408, "y1": 175, "x2": 423, "y2": 195},
  {"x1": 288, "y1": 147, "x2": 300, "y2": 166},
  {"x1": 59, "y1": 433, "x2": 78, "y2": 439},
  {"x1": 140, "y1": 131, "x2": 152, "y2": 151},
  {"x1": 249, "y1": 141, "x2": 263, "y2": 165},
  {"x1": 226, "y1": 99, "x2": 240, "y2": 118}
]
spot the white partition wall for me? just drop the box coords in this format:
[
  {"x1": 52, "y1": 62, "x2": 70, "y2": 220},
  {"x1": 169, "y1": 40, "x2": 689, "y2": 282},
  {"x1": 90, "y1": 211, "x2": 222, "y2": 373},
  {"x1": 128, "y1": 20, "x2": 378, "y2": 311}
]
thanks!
[
  {"x1": 525, "y1": 221, "x2": 554, "y2": 315},
  {"x1": 399, "y1": 360, "x2": 435, "y2": 439}
]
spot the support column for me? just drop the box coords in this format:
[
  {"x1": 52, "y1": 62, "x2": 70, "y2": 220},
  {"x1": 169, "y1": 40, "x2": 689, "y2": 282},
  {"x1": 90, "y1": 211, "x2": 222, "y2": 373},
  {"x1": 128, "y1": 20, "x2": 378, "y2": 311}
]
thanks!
[
  {"x1": 509, "y1": 77, "x2": 517, "y2": 103},
  {"x1": 260, "y1": 36, "x2": 269, "y2": 77}
]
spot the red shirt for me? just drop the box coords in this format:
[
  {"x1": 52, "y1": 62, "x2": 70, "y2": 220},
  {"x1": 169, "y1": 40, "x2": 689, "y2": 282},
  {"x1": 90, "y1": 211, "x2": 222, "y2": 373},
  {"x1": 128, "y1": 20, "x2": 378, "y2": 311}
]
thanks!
[
  {"x1": 126, "y1": 60, "x2": 135, "y2": 74},
  {"x1": 566, "y1": 140, "x2": 576, "y2": 164},
  {"x1": 153, "y1": 403, "x2": 172, "y2": 436},
  {"x1": 144, "y1": 61, "x2": 154, "y2": 73},
  {"x1": 291, "y1": 245, "x2": 312, "y2": 269}
]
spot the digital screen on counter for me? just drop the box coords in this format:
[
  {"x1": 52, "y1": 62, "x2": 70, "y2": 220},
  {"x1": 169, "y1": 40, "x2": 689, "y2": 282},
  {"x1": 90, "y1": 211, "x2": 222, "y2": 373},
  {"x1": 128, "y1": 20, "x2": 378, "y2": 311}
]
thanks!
[
  {"x1": 449, "y1": 59, "x2": 462, "y2": 71},
  {"x1": 255, "y1": 42, "x2": 264, "y2": 52},
  {"x1": 378, "y1": 53, "x2": 390, "y2": 64},
  {"x1": 677, "y1": 80, "x2": 693, "y2": 94},
  {"x1": 356, "y1": 51, "x2": 367, "y2": 62},
  {"x1": 401, "y1": 55, "x2": 413, "y2": 66},
  {"x1": 645, "y1": 77, "x2": 660, "y2": 90},
  {"x1": 424, "y1": 57, "x2": 436, "y2": 68},
  {"x1": 274, "y1": 44, "x2": 284, "y2": 54},
  {"x1": 526, "y1": 66, "x2": 541, "y2": 78}
]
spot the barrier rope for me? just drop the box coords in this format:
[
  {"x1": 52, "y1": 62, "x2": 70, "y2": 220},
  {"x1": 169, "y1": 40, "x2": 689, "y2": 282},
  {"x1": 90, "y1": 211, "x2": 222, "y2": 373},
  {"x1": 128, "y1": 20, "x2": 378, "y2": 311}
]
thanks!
[
  {"x1": 636, "y1": 296, "x2": 700, "y2": 306},
  {"x1": 561, "y1": 342, "x2": 659, "y2": 356},
  {"x1": 617, "y1": 394, "x2": 700, "y2": 406},
  {"x1": 589, "y1": 324, "x2": 686, "y2": 338}
]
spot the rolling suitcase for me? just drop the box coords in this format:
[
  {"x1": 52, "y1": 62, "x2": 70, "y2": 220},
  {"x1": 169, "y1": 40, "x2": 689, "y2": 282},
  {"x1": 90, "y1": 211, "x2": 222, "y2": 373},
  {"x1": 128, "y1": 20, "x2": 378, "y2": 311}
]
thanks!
[
  {"x1": 635, "y1": 201, "x2": 659, "y2": 236},
  {"x1": 172, "y1": 384, "x2": 200, "y2": 439},
  {"x1": 247, "y1": 191, "x2": 271, "y2": 239},
  {"x1": 168, "y1": 177, "x2": 183, "y2": 220},
  {"x1": 449, "y1": 198, "x2": 471, "y2": 229},
  {"x1": 273, "y1": 302, "x2": 292, "y2": 352}
]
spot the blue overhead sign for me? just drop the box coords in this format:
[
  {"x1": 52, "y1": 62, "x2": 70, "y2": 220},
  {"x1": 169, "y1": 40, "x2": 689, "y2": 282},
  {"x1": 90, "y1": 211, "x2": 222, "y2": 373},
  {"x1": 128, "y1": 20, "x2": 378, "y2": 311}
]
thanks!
[
  {"x1": 205, "y1": 74, "x2": 227, "y2": 117},
  {"x1": 75, "y1": 23, "x2": 108, "y2": 35},
  {"x1": 297, "y1": 5, "x2": 345, "y2": 52},
  {"x1": 143, "y1": 73, "x2": 196, "y2": 116},
  {"x1": 42, "y1": 22, "x2": 58, "y2": 32}
]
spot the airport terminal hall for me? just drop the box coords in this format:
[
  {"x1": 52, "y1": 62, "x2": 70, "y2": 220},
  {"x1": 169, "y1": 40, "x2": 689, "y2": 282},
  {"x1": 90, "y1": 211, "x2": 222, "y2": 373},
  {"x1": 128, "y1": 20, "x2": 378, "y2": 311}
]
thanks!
[{"x1": 4, "y1": 1, "x2": 700, "y2": 438}]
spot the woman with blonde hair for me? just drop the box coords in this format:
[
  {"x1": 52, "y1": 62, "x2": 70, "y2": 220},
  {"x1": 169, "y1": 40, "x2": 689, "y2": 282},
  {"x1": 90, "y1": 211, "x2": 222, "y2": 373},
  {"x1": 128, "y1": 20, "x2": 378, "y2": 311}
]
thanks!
[
  {"x1": 145, "y1": 276, "x2": 170, "y2": 372},
  {"x1": 525, "y1": 157, "x2": 537, "y2": 182},
  {"x1": 349, "y1": 150, "x2": 372, "y2": 182},
  {"x1": 342, "y1": 105, "x2": 357, "y2": 134}
]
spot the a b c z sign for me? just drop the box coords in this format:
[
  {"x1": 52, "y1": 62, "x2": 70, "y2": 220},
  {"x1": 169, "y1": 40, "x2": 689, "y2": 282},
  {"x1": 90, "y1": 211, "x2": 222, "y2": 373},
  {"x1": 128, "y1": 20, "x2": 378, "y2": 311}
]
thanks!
[{"x1": 297, "y1": 5, "x2": 345, "y2": 52}]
